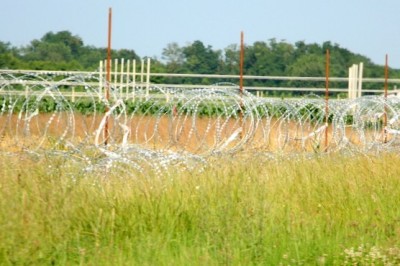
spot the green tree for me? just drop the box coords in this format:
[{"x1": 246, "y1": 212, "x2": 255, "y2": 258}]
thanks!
[
  {"x1": 0, "y1": 41, "x2": 21, "y2": 69},
  {"x1": 223, "y1": 44, "x2": 240, "y2": 75},
  {"x1": 41, "y1": 31, "x2": 83, "y2": 57},
  {"x1": 25, "y1": 40, "x2": 72, "y2": 62},
  {"x1": 162, "y1": 42, "x2": 184, "y2": 72},
  {"x1": 2, "y1": 31, "x2": 399, "y2": 89},
  {"x1": 288, "y1": 54, "x2": 325, "y2": 77},
  {"x1": 78, "y1": 46, "x2": 106, "y2": 69},
  {"x1": 115, "y1": 49, "x2": 139, "y2": 61},
  {"x1": 182, "y1": 40, "x2": 222, "y2": 74}
]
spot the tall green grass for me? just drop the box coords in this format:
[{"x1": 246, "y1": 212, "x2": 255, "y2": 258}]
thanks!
[{"x1": 1, "y1": 153, "x2": 400, "y2": 265}]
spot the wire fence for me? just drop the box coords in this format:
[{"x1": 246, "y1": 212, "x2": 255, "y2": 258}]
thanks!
[{"x1": 1, "y1": 65, "x2": 400, "y2": 176}]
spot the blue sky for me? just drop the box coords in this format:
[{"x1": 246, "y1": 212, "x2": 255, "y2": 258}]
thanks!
[{"x1": 2, "y1": 0, "x2": 400, "y2": 68}]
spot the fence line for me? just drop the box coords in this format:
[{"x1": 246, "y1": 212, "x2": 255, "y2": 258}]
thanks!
[{"x1": 2, "y1": 59, "x2": 400, "y2": 99}]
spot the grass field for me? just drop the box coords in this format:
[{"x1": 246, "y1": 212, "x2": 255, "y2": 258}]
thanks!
[{"x1": 1, "y1": 152, "x2": 400, "y2": 265}]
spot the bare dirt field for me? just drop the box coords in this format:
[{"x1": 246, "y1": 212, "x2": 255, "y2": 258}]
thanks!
[{"x1": 0, "y1": 113, "x2": 388, "y2": 154}]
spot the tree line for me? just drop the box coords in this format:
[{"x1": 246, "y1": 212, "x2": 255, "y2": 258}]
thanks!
[{"x1": 1, "y1": 30, "x2": 397, "y2": 95}]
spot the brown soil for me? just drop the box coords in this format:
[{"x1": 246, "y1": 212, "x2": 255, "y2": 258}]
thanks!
[{"x1": 0, "y1": 113, "x2": 390, "y2": 153}]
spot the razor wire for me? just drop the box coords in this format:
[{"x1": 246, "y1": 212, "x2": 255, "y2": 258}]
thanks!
[{"x1": 1, "y1": 72, "x2": 400, "y2": 176}]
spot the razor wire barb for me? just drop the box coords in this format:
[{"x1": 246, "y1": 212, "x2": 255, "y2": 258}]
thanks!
[{"x1": 1, "y1": 72, "x2": 400, "y2": 176}]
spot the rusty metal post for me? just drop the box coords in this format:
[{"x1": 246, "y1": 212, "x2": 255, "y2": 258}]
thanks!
[
  {"x1": 239, "y1": 31, "x2": 244, "y2": 138},
  {"x1": 240, "y1": 31, "x2": 244, "y2": 95},
  {"x1": 324, "y1": 49, "x2": 330, "y2": 152},
  {"x1": 384, "y1": 54, "x2": 388, "y2": 143},
  {"x1": 104, "y1": 7, "x2": 112, "y2": 146}
]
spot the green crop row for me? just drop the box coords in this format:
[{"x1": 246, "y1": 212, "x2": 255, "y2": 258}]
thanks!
[{"x1": 0, "y1": 96, "x2": 361, "y2": 125}]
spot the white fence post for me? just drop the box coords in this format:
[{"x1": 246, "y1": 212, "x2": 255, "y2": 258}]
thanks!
[
  {"x1": 357, "y1": 62, "x2": 363, "y2": 98},
  {"x1": 114, "y1": 58, "x2": 118, "y2": 91},
  {"x1": 72, "y1": 86, "x2": 75, "y2": 103},
  {"x1": 140, "y1": 59, "x2": 144, "y2": 91},
  {"x1": 348, "y1": 63, "x2": 363, "y2": 99},
  {"x1": 104, "y1": 59, "x2": 109, "y2": 101},
  {"x1": 99, "y1": 60, "x2": 103, "y2": 98},
  {"x1": 132, "y1": 59, "x2": 136, "y2": 100},
  {"x1": 24, "y1": 83, "x2": 28, "y2": 98},
  {"x1": 126, "y1": 59, "x2": 130, "y2": 98},
  {"x1": 120, "y1": 58, "x2": 125, "y2": 92},
  {"x1": 353, "y1": 64, "x2": 358, "y2": 99},
  {"x1": 146, "y1": 58, "x2": 151, "y2": 99},
  {"x1": 348, "y1": 66, "x2": 352, "y2": 99}
]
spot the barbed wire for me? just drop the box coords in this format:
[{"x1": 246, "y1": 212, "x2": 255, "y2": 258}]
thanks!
[{"x1": 1, "y1": 72, "x2": 399, "y2": 176}]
